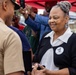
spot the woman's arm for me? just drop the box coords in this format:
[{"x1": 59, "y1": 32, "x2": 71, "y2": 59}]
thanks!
[
  {"x1": 43, "y1": 68, "x2": 69, "y2": 75},
  {"x1": 31, "y1": 64, "x2": 69, "y2": 75}
]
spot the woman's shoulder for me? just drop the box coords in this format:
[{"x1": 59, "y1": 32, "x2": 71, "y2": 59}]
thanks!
[
  {"x1": 70, "y1": 33, "x2": 76, "y2": 39},
  {"x1": 68, "y1": 32, "x2": 76, "y2": 43}
]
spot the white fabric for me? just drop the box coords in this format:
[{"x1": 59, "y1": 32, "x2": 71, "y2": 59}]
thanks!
[{"x1": 40, "y1": 48, "x2": 59, "y2": 70}]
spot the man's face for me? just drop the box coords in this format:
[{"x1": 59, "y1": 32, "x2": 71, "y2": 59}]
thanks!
[{"x1": 5, "y1": 0, "x2": 15, "y2": 25}]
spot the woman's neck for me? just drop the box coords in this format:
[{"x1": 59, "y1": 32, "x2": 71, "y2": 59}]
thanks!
[{"x1": 53, "y1": 28, "x2": 67, "y2": 41}]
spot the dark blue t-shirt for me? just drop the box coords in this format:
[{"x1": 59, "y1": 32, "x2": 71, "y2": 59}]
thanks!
[{"x1": 9, "y1": 26, "x2": 31, "y2": 51}]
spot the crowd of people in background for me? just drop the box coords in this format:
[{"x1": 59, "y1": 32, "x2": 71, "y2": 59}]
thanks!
[
  {"x1": 19, "y1": 1, "x2": 57, "y2": 54},
  {"x1": 0, "y1": 0, "x2": 76, "y2": 75}
]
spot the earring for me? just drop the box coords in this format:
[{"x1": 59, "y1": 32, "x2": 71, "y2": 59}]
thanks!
[{"x1": 65, "y1": 23, "x2": 68, "y2": 28}]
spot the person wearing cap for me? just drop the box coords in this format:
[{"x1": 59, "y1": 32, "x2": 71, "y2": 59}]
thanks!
[
  {"x1": 0, "y1": 0, "x2": 25, "y2": 75},
  {"x1": 20, "y1": 1, "x2": 57, "y2": 40}
]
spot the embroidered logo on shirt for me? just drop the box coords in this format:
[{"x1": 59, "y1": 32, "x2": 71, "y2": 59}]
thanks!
[{"x1": 55, "y1": 47, "x2": 64, "y2": 55}]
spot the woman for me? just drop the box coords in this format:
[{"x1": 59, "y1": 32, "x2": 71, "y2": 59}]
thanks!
[{"x1": 32, "y1": 1, "x2": 76, "y2": 75}]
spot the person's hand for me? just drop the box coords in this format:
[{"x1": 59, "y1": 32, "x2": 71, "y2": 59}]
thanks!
[
  {"x1": 25, "y1": 4, "x2": 36, "y2": 19},
  {"x1": 25, "y1": 4, "x2": 32, "y2": 14},
  {"x1": 32, "y1": 63, "x2": 46, "y2": 75},
  {"x1": 27, "y1": 63, "x2": 51, "y2": 75},
  {"x1": 19, "y1": 7, "x2": 29, "y2": 19}
]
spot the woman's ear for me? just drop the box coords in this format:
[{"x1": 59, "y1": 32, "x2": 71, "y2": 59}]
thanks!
[{"x1": 65, "y1": 15, "x2": 69, "y2": 23}]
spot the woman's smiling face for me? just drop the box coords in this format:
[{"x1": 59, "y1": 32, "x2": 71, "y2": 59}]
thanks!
[{"x1": 48, "y1": 7, "x2": 69, "y2": 32}]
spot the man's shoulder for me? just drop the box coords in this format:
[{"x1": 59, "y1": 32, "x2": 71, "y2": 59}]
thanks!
[
  {"x1": 0, "y1": 24, "x2": 20, "y2": 41},
  {"x1": 0, "y1": 24, "x2": 22, "y2": 50},
  {"x1": 0, "y1": 24, "x2": 16, "y2": 35}
]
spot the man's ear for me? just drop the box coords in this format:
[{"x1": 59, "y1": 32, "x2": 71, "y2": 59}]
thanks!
[{"x1": 2, "y1": 0, "x2": 8, "y2": 11}]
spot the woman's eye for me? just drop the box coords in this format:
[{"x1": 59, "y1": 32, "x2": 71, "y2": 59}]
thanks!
[
  {"x1": 53, "y1": 16, "x2": 59, "y2": 19},
  {"x1": 49, "y1": 16, "x2": 59, "y2": 20}
]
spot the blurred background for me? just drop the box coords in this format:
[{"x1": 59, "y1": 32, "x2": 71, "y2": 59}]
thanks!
[{"x1": 16, "y1": 0, "x2": 76, "y2": 32}]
